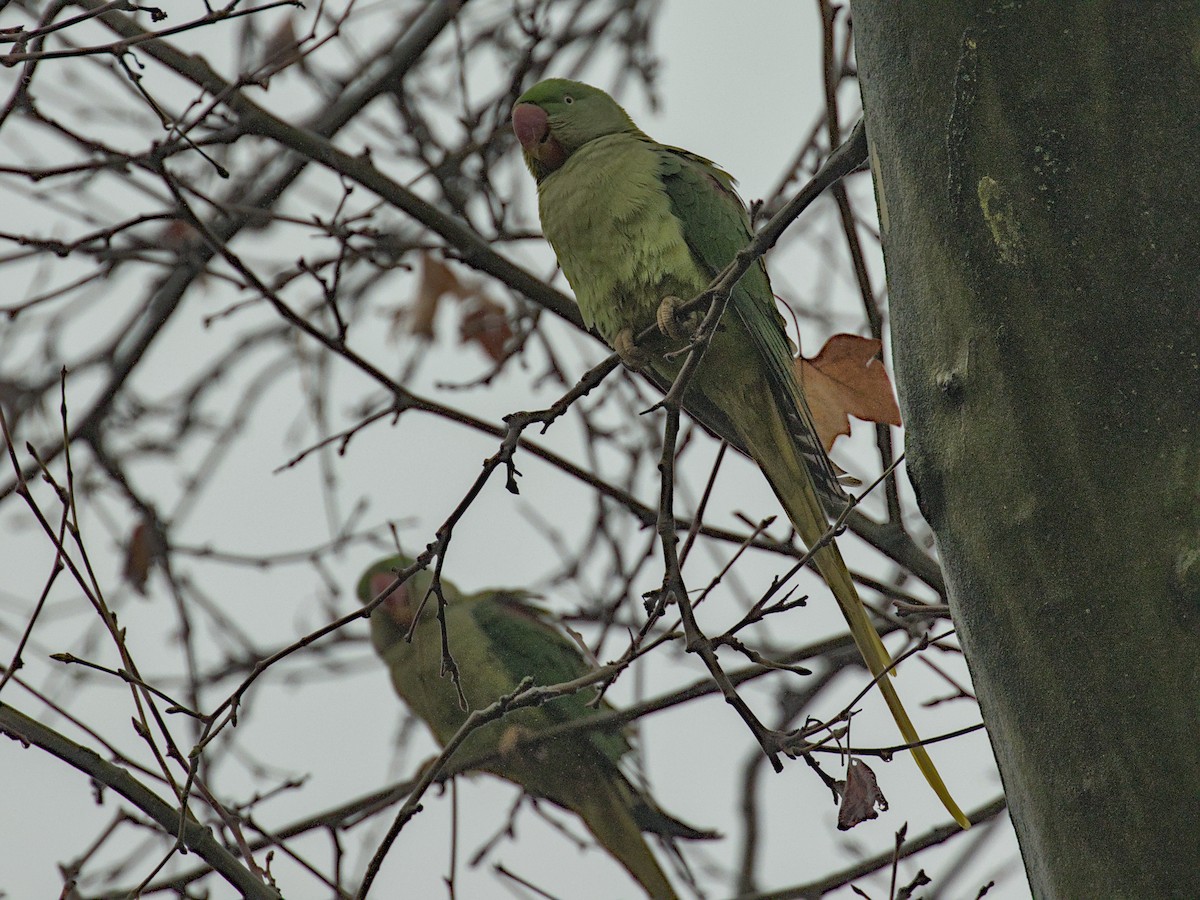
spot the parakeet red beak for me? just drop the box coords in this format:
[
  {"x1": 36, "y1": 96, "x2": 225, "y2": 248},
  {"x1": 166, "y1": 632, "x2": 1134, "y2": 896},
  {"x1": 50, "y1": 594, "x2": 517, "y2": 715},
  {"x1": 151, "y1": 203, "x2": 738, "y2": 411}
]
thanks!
[
  {"x1": 372, "y1": 571, "x2": 416, "y2": 628},
  {"x1": 513, "y1": 103, "x2": 566, "y2": 172},
  {"x1": 512, "y1": 103, "x2": 549, "y2": 152}
]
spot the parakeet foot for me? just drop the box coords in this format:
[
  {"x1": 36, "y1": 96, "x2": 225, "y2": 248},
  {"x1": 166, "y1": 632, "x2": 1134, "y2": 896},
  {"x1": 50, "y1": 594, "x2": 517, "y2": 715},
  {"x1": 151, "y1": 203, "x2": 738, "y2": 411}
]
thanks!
[
  {"x1": 655, "y1": 295, "x2": 701, "y2": 341},
  {"x1": 614, "y1": 327, "x2": 650, "y2": 370},
  {"x1": 498, "y1": 723, "x2": 535, "y2": 756}
]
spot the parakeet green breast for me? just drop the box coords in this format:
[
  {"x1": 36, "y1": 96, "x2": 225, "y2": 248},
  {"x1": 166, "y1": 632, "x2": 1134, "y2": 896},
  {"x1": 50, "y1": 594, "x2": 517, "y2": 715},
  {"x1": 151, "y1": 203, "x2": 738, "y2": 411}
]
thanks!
[{"x1": 536, "y1": 133, "x2": 706, "y2": 344}]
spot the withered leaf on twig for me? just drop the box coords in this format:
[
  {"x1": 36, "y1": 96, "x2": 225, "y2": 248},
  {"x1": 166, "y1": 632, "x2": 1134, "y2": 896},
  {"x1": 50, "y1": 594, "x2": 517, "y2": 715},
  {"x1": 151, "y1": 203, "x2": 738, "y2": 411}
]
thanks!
[
  {"x1": 836, "y1": 757, "x2": 889, "y2": 830},
  {"x1": 459, "y1": 297, "x2": 514, "y2": 363},
  {"x1": 795, "y1": 333, "x2": 902, "y2": 452},
  {"x1": 392, "y1": 252, "x2": 512, "y2": 362},
  {"x1": 257, "y1": 15, "x2": 311, "y2": 84},
  {"x1": 122, "y1": 520, "x2": 162, "y2": 596},
  {"x1": 396, "y1": 252, "x2": 473, "y2": 340}
]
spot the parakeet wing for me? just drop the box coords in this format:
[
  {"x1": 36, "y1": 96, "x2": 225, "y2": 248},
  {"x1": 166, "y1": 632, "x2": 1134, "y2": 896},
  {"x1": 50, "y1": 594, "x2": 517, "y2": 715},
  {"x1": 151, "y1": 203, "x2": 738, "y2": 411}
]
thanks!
[
  {"x1": 657, "y1": 147, "x2": 845, "y2": 506},
  {"x1": 468, "y1": 592, "x2": 631, "y2": 766}
]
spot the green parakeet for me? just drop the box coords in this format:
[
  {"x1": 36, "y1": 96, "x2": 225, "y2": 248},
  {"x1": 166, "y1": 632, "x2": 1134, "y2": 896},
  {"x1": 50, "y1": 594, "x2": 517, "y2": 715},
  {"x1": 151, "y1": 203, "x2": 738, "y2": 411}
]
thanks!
[
  {"x1": 512, "y1": 79, "x2": 969, "y2": 830},
  {"x1": 358, "y1": 556, "x2": 714, "y2": 899}
]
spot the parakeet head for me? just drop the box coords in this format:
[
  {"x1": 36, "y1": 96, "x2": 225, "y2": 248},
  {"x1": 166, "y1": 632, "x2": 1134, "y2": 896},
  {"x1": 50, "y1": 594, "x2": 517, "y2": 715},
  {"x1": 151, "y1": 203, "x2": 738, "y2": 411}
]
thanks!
[
  {"x1": 356, "y1": 554, "x2": 438, "y2": 639},
  {"x1": 512, "y1": 79, "x2": 641, "y2": 179}
]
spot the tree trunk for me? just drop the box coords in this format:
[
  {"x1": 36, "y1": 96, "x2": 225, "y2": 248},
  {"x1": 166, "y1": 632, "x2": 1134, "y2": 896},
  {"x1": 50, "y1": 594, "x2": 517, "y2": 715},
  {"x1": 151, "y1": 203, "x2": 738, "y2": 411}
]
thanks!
[{"x1": 852, "y1": 4, "x2": 1200, "y2": 897}]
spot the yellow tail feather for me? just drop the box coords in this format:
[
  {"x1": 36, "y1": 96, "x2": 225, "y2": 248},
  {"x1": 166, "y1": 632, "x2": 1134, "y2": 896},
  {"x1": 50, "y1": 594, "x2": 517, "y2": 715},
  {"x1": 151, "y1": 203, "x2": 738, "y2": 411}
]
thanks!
[
  {"x1": 814, "y1": 545, "x2": 972, "y2": 830},
  {"x1": 760, "y1": 435, "x2": 971, "y2": 830},
  {"x1": 575, "y1": 779, "x2": 679, "y2": 899}
]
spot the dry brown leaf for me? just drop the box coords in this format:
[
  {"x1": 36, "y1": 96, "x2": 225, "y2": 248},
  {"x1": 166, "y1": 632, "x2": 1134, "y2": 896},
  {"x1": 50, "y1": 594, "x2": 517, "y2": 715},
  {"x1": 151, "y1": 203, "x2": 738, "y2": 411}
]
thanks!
[
  {"x1": 158, "y1": 219, "x2": 200, "y2": 250},
  {"x1": 459, "y1": 297, "x2": 513, "y2": 363},
  {"x1": 261, "y1": 17, "x2": 301, "y2": 69},
  {"x1": 122, "y1": 520, "x2": 161, "y2": 596},
  {"x1": 389, "y1": 252, "x2": 513, "y2": 361},
  {"x1": 836, "y1": 757, "x2": 889, "y2": 830},
  {"x1": 390, "y1": 252, "x2": 477, "y2": 342},
  {"x1": 795, "y1": 333, "x2": 902, "y2": 452},
  {"x1": 413, "y1": 252, "x2": 470, "y2": 339}
]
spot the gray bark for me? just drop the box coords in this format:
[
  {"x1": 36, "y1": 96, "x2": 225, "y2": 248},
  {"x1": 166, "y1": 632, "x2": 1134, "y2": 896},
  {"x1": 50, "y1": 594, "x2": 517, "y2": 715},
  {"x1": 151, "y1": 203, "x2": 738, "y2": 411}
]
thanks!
[{"x1": 852, "y1": 3, "x2": 1200, "y2": 897}]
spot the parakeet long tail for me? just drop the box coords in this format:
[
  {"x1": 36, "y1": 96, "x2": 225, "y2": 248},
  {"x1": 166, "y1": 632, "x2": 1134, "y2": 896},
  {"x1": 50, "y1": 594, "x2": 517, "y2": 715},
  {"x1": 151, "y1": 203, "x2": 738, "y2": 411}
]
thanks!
[
  {"x1": 749, "y1": 423, "x2": 973, "y2": 831},
  {"x1": 573, "y1": 776, "x2": 680, "y2": 899}
]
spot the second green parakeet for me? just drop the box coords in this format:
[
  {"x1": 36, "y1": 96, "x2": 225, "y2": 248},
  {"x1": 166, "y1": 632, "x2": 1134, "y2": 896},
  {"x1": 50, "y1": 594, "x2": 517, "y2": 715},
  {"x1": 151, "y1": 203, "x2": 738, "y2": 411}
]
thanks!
[
  {"x1": 358, "y1": 556, "x2": 714, "y2": 899},
  {"x1": 511, "y1": 79, "x2": 969, "y2": 830}
]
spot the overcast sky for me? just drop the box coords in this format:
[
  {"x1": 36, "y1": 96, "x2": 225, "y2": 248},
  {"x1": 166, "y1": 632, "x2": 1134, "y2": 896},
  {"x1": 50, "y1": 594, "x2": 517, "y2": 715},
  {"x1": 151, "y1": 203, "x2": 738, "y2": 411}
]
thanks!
[{"x1": 0, "y1": 2, "x2": 1025, "y2": 897}]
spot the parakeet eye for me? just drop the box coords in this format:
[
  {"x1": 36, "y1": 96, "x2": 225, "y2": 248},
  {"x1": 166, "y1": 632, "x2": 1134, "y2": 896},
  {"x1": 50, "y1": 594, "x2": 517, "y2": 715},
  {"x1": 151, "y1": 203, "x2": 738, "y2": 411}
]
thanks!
[{"x1": 563, "y1": 95, "x2": 574, "y2": 104}]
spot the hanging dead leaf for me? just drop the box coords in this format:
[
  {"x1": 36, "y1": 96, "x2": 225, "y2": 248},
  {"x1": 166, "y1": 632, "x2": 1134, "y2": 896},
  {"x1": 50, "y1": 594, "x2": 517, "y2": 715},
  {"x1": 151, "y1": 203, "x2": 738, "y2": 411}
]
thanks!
[
  {"x1": 391, "y1": 252, "x2": 475, "y2": 341},
  {"x1": 122, "y1": 520, "x2": 162, "y2": 596},
  {"x1": 158, "y1": 219, "x2": 200, "y2": 250},
  {"x1": 390, "y1": 253, "x2": 511, "y2": 361},
  {"x1": 258, "y1": 16, "x2": 307, "y2": 82},
  {"x1": 459, "y1": 297, "x2": 513, "y2": 363},
  {"x1": 836, "y1": 757, "x2": 889, "y2": 830},
  {"x1": 795, "y1": 334, "x2": 902, "y2": 452}
]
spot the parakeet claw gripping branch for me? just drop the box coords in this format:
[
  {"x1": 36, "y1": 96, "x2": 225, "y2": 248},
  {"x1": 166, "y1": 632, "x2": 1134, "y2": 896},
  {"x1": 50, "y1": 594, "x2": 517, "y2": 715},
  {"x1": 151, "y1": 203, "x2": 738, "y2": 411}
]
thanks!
[{"x1": 512, "y1": 78, "x2": 970, "y2": 831}]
